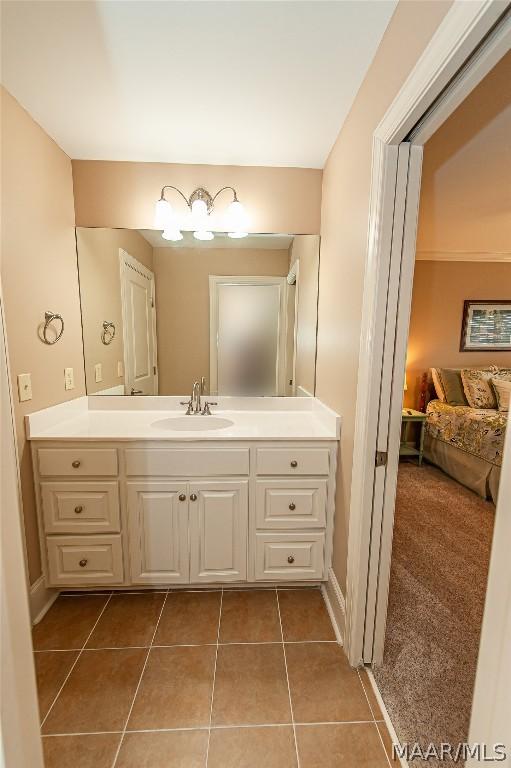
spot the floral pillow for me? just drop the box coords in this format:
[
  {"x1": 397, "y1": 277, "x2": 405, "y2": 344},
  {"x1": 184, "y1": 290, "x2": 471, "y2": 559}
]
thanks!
[
  {"x1": 492, "y1": 378, "x2": 511, "y2": 413},
  {"x1": 461, "y1": 367, "x2": 499, "y2": 409}
]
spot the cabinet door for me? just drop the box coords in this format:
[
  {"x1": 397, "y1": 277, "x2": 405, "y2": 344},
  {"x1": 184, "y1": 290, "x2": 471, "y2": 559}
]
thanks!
[
  {"x1": 189, "y1": 481, "x2": 248, "y2": 583},
  {"x1": 127, "y1": 482, "x2": 189, "y2": 584}
]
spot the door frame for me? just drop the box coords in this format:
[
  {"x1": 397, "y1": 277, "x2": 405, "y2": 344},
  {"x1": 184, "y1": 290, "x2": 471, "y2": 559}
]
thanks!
[
  {"x1": 0, "y1": 287, "x2": 45, "y2": 767},
  {"x1": 209, "y1": 275, "x2": 288, "y2": 396},
  {"x1": 345, "y1": 0, "x2": 511, "y2": 751},
  {"x1": 119, "y1": 249, "x2": 158, "y2": 395}
]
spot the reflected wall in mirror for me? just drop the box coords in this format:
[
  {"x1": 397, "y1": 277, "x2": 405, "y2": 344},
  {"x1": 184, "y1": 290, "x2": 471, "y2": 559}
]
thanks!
[{"x1": 76, "y1": 228, "x2": 320, "y2": 396}]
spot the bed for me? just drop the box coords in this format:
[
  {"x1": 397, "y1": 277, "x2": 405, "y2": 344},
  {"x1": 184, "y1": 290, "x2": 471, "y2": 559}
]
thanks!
[{"x1": 424, "y1": 399, "x2": 506, "y2": 502}]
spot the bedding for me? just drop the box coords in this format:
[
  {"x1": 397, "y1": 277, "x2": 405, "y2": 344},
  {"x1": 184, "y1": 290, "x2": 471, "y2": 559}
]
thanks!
[
  {"x1": 425, "y1": 399, "x2": 506, "y2": 467},
  {"x1": 424, "y1": 399, "x2": 507, "y2": 502}
]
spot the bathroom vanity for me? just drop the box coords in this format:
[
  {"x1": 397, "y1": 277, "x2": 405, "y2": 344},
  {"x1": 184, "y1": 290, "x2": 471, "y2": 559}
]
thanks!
[{"x1": 27, "y1": 396, "x2": 340, "y2": 589}]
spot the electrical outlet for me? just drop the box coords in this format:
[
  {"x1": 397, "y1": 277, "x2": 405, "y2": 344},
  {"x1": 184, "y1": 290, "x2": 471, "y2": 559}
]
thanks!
[
  {"x1": 64, "y1": 367, "x2": 75, "y2": 390},
  {"x1": 94, "y1": 363, "x2": 103, "y2": 383},
  {"x1": 117, "y1": 360, "x2": 124, "y2": 377},
  {"x1": 18, "y1": 373, "x2": 32, "y2": 402}
]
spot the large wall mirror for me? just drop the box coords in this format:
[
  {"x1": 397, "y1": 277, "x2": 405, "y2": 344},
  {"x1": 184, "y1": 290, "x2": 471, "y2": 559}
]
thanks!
[{"x1": 76, "y1": 228, "x2": 320, "y2": 397}]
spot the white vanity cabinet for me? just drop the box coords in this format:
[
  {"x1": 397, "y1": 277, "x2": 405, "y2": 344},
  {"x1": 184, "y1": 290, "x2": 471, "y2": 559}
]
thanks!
[{"x1": 31, "y1": 438, "x2": 337, "y2": 589}]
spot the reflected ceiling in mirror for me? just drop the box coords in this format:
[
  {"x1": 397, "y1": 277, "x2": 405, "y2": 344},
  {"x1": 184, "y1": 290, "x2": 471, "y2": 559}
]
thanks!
[{"x1": 76, "y1": 228, "x2": 320, "y2": 397}]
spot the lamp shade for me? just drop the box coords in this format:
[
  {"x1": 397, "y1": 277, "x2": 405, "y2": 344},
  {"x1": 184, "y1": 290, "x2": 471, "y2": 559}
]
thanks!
[{"x1": 154, "y1": 198, "x2": 173, "y2": 230}]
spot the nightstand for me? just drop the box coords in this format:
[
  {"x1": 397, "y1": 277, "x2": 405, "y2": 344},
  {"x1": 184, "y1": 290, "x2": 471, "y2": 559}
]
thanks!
[{"x1": 400, "y1": 409, "x2": 427, "y2": 465}]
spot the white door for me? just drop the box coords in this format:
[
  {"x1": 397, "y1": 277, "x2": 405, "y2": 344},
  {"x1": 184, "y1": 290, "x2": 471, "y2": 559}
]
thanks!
[
  {"x1": 189, "y1": 481, "x2": 248, "y2": 583},
  {"x1": 209, "y1": 276, "x2": 287, "y2": 396},
  {"x1": 127, "y1": 482, "x2": 189, "y2": 583},
  {"x1": 120, "y1": 250, "x2": 157, "y2": 395},
  {"x1": 360, "y1": 143, "x2": 424, "y2": 663}
]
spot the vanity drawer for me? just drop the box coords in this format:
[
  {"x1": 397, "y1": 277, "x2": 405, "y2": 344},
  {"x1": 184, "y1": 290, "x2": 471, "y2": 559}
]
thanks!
[
  {"x1": 255, "y1": 480, "x2": 327, "y2": 529},
  {"x1": 41, "y1": 482, "x2": 120, "y2": 534},
  {"x1": 46, "y1": 534, "x2": 124, "y2": 586},
  {"x1": 255, "y1": 533, "x2": 325, "y2": 581},
  {"x1": 255, "y1": 447, "x2": 330, "y2": 476},
  {"x1": 38, "y1": 448, "x2": 118, "y2": 477},
  {"x1": 125, "y1": 448, "x2": 249, "y2": 477}
]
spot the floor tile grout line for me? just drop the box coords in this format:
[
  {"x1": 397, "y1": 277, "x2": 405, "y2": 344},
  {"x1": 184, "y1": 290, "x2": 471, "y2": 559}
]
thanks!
[
  {"x1": 275, "y1": 588, "x2": 300, "y2": 768},
  {"x1": 109, "y1": 587, "x2": 171, "y2": 768},
  {"x1": 205, "y1": 587, "x2": 223, "y2": 768},
  {"x1": 40, "y1": 593, "x2": 114, "y2": 730},
  {"x1": 35, "y1": 639, "x2": 339, "y2": 653},
  {"x1": 42, "y1": 718, "x2": 380, "y2": 738},
  {"x1": 357, "y1": 669, "x2": 392, "y2": 768}
]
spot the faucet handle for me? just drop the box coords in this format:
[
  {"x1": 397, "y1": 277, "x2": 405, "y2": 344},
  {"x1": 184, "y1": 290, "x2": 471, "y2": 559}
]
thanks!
[
  {"x1": 180, "y1": 399, "x2": 194, "y2": 415},
  {"x1": 201, "y1": 401, "x2": 218, "y2": 416}
]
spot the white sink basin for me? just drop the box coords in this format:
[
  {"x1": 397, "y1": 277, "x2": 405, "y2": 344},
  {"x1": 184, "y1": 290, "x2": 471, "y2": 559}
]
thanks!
[{"x1": 152, "y1": 416, "x2": 234, "y2": 431}]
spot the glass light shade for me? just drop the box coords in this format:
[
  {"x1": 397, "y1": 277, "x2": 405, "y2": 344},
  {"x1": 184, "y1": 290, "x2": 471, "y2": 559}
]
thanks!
[
  {"x1": 191, "y1": 198, "x2": 209, "y2": 230},
  {"x1": 194, "y1": 230, "x2": 214, "y2": 241},
  {"x1": 227, "y1": 231, "x2": 248, "y2": 239},
  {"x1": 225, "y1": 200, "x2": 248, "y2": 233},
  {"x1": 162, "y1": 228, "x2": 183, "y2": 241},
  {"x1": 154, "y1": 198, "x2": 173, "y2": 230}
]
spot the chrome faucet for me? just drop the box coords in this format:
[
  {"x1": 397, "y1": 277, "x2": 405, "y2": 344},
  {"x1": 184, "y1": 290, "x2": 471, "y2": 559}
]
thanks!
[
  {"x1": 192, "y1": 380, "x2": 201, "y2": 413},
  {"x1": 181, "y1": 377, "x2": 217, "y2": 415}
]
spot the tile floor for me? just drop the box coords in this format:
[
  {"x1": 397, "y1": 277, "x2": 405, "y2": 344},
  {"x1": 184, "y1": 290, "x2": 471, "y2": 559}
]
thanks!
[{"x1": 33, "y1": 587, "x2": 394, "y2": 767}]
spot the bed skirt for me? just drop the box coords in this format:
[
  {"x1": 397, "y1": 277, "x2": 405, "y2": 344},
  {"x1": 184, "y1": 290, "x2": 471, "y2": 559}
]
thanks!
[{"x1": 423, "y1": 434, "x2": 500, "y2": 503}]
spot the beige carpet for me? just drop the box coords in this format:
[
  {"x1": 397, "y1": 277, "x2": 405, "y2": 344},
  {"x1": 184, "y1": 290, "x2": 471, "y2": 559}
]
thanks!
[{"x1": 373, "y1": 461, "x2": 495, "y2": 765}]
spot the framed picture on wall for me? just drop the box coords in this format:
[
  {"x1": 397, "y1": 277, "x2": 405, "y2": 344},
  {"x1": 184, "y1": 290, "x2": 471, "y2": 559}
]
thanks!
[{"x1": 460, "y1": 300, "x2": 511, "y2": 352}]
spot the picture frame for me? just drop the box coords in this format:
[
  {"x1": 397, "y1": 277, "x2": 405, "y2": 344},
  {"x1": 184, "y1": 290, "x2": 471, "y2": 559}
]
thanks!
[{"x1": 460, "y1": 300, "x2": 511, "y2": 352}]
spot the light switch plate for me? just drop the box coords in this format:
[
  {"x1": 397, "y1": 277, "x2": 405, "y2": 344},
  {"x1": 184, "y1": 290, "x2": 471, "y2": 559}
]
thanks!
[
  {"x1": 64, "y1": 367, "x2": 75, "y2": 390},
  {"x1": 18, "y1": 373, "x2": 32, "y2": 402},
  {"x1": 94, "y1": 363, "x2": 103, "y2": 383},
  {"x1": 117, "y1": 360, "x2": 124, "y2": 377}
]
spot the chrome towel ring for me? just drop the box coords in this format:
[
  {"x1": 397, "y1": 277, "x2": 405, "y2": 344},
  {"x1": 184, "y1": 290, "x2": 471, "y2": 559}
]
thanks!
[
  {"x1": 42, "y1": 311, "x2": 64, "y2": 345},
  {"x1": 101, "y1": 321, "x2": 116, "y2": 345}
]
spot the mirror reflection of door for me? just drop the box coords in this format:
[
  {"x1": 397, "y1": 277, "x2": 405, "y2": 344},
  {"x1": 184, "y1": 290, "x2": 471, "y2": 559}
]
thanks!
[
  {"x1": 119, "y1": 250, "x2": 158, "y2": 395},
  {"x1": 209, "y1": 276, "x2": 287, "y2": 396}
]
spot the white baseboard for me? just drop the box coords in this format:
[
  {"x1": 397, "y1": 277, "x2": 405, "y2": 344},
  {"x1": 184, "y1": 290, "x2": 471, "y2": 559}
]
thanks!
[
  {"x1": 29, "y1": 575, "x2": 58, "y2": 625},
  {"x1": 321, "y1": 567, "x2": 346, "y2": 645},
  {"x1": 366, "y1": 668, "x2": 409, "y2": 768}
]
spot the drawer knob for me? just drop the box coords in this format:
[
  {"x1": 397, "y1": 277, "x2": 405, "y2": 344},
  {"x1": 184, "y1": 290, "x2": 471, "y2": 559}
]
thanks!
[
  {"x1": 289, "y1": 502, "x2": 296, "y2": 511},
  {"x1": 79, "y1": 558, "x2": 88, "y2": 567},
  {"x1": 287, "y1": 555, "x2": 295, "y2": 564},
  {"x1": 74, "y1": 505, "x2": 83, "y2": 514},
  {"x1": 190, "y1": 493, "x2": 198, "y2": 501},
  {"x1": 290, "y1": 460, "x2": 298, "y2": 468},
  {"x1": 179, "y1": 494, "x2": 186, "y2": 502},
  {"x1": 72, "y1": 460, "x2": 81, "y2": 468}
]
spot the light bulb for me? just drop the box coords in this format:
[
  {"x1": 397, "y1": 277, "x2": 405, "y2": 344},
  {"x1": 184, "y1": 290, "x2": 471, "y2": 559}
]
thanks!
[
  {"x1": 154, "y1": 198, "x2": 173, "y2": 230},
  {"x1": 162, "y1": 228, "x2": 183, "y2": 242},
  {"x1": 191, "y1": 198, "x2": 209, "y2": 229},
  {"x1": 193, "y1": 230, "x2": 214, "y2": 241},
  {"x1": 227, "y1": 231, "x2": 248, "y2": 239},
  {"x1": 225, "y1": 199, "x2": 248, "y2": 234}
]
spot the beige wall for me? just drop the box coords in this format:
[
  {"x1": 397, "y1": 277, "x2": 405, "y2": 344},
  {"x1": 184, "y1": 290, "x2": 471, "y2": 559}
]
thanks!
[
  {"x1": 1, "y1": 88, "x2": 85, "y2": 585},
  {"x1": 405, "y1": 261, "x2": 511, "y2": 408},
  {"x1": 72, "y1": 160, "x2": 322, "y2": 235},
  {"x1": 153, "y1": 247, "x2": 289, "y2": 395},
  {"x1": 417, "y1": 50, "x2": 511, "y2": 259},
  {"x1": 76, "y1": 228, "x2": 153, "y2": 394},
  {"x1": 290, "y1": 235, "x2": 320, "y2": 395},
  {"x1": 315, "y1": 1, "x2": 452, "y2": 593}
]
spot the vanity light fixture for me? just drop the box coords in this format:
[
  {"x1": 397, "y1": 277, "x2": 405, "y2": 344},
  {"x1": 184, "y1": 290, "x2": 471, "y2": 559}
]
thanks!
[{"x1": 154, "y1": 185, "x2": 248, "y2": 241}]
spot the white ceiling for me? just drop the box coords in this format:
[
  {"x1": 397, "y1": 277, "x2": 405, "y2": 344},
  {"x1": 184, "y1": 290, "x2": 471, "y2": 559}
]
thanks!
[
  {"x1": 139, "y1": 230, "x2": 293, "y2": 250},
  {"x1": 1, "y1": 0, "x2": 397, "y2": 168}
]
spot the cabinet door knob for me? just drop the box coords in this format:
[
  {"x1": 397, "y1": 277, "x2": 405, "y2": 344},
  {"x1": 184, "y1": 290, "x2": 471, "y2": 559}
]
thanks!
[
  {"x1": 72, "y1": 460, "x2": 81, "y2": 468},
  {"x1": 287, "y1": 555, "x2": 295, "y2": 564},
  {"x1": 79, "y1": 558, "x2": 88, "y2": 567},
  {"x1": 190, "y1": 493, "x2": 197, "y2": 501},
  {"x1": 179, "y1": 494, "x2": 186, "y2": 501},
  {"x1": 74, "y1": 505, "x2": 83, "y2": 514},
  {"x1": 290, "y1": 460, "x2": 298, "y2": 468},
  {"x1": 288, "y1": 502, "x2": 296, "y2": 511}
]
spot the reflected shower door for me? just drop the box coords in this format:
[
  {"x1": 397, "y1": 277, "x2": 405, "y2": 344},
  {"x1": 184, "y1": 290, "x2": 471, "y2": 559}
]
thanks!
[{"x1": 211, "y1": 278, "x2": 286, "y2": 396}]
